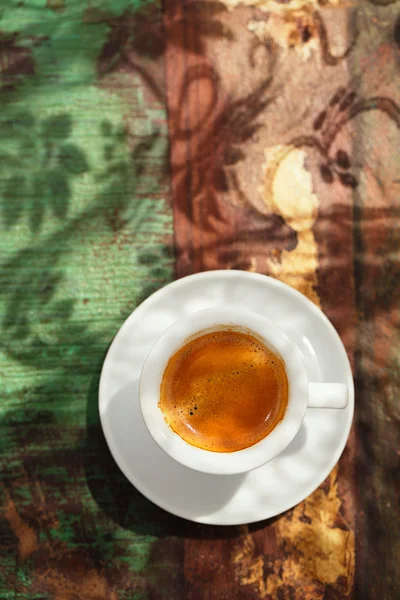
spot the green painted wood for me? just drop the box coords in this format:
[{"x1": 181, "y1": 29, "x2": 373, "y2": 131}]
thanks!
[{"x1": 0, "y1": 2, "x2": 174, "y2": 598}]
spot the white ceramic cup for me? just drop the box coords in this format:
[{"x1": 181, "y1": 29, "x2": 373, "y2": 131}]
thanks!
[{"x1": 139, "y1": 307, "x2": 347, "y2": 475}]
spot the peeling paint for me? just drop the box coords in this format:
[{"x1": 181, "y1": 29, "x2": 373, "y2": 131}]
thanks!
[
  {"x1": 233, "y1": 468, "x2": 355, "y2": 598},
  {"x1": 220, "y1": 0, "x2": 342, "y2": 14},
  {"x1": 248, "y1": 12, "x2": 320, "y2": 61},
  {"x1": 232, "y1": 142, "x2": 356, "y2": 597},
  {"x1": 248, "y1": 256, "x2": 258, "y2": 272},
  {"x1": 262, "y1": 145, "x2": 320, "y2": 305}
]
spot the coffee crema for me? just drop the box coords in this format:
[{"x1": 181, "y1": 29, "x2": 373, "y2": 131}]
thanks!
[{"x1": 159, "y1": 329, "x2": 288, "y2": 453}]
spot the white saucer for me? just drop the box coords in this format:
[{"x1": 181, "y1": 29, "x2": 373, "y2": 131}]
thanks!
[{"x1": 99, "y1": 271, "x2": 354, "y2": 525}]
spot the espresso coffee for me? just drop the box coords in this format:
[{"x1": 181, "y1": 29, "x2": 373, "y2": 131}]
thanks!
[{"x1": 159, "y1": 329, "x2": 288, "y2": 452}]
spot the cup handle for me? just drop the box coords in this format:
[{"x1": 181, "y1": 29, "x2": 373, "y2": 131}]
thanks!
[{"x1": 308, "y1": 383, "x2": 348, "y2": 409}]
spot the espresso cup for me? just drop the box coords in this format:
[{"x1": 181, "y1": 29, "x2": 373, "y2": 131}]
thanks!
[{"x1": 139, "y1": 307, "x2": 347, "y2": 475}]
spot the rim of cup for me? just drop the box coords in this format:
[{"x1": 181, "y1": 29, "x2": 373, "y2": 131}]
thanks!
[{"x1": 139, "y1": 307, "x2": 309, "y2": 475}]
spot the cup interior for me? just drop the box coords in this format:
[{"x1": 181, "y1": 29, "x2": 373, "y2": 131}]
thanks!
[{"x1": 139, "y1": 307, "x2": 308, "y2": 475}]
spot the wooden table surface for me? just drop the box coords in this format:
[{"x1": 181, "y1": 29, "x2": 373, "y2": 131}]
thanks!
[{"x1": 1, "y1": 0, "x2": 399, "y2": 598}]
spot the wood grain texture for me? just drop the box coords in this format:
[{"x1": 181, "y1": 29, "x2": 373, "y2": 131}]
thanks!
[
  {"x1": 1, "y1": 0, "x2": 399, "y2": 598},
  {"x1": 0, "y1": 2, "x2": 174, "y2": 599},
  {"x1": 349, "y1": 5, "x2": 400, "y2": 597},
  {"x1": 164, "y1": 0, "x2": 399, "y2": 599}
]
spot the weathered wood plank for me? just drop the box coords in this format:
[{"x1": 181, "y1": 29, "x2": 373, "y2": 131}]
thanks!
[
  {"x1": 0, "y1": 2, "x2": 176, "y2": 599},
  {"x1": 164, "y1": 0, "x2": 399, "y2": 598}
]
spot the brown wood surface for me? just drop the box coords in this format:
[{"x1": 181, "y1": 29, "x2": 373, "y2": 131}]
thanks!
[{"x1": 164, "y1": 1, "x2": 400, "y2": 599}]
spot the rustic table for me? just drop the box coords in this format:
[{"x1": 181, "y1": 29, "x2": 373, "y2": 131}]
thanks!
[{"x1": 1, "y1": 1, "x2": 399, "y2": 598}]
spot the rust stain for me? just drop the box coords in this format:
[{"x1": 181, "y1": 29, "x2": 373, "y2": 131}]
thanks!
[
  {"x1": 262, "y1": 144, "x2": 320, "y2": 305},
  {"x1": 4, "y1": 491, "x2": 39, "y2": 562},
  {"x1": 233, "y1": 468, "x2": 355, "y2": 598}
]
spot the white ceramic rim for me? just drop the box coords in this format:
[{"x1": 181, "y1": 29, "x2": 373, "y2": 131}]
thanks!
[{"x1": 139, "y1": 307, "x2": 308, "y2": 475}]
